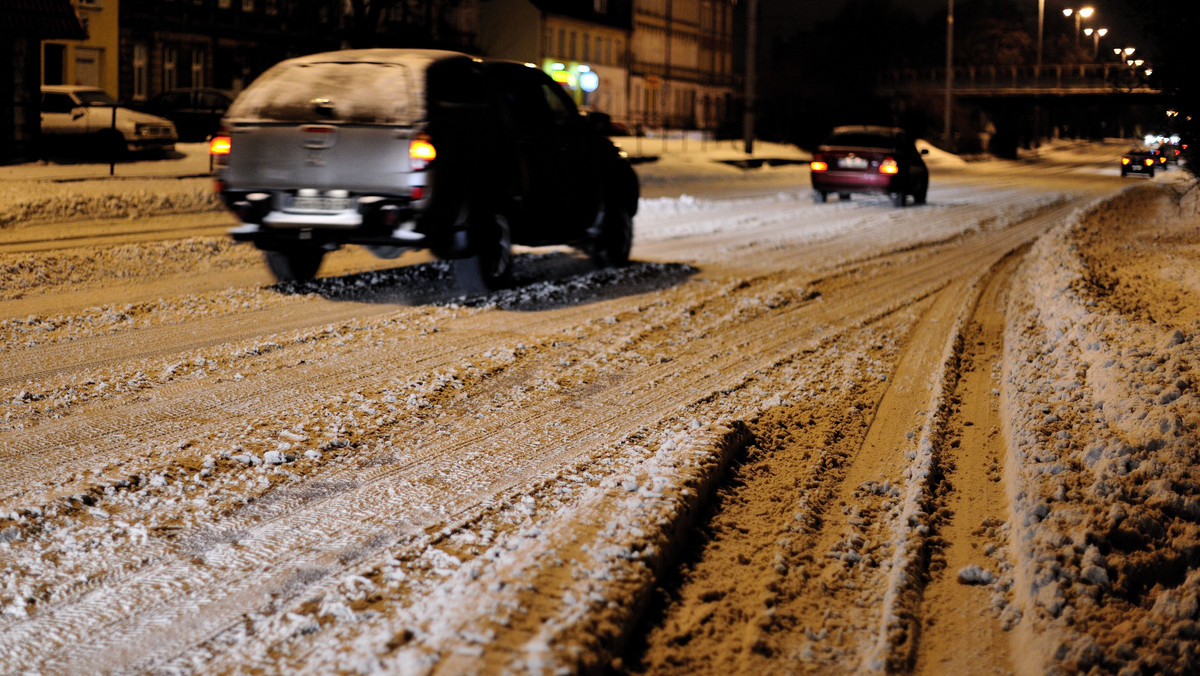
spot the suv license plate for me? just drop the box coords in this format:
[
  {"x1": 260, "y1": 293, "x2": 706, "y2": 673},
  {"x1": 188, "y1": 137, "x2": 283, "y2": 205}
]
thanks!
[
  {"x1": 837, "y1": 157, "x2": 869, "y2": 169},
  {"x1": 291, "y1": 196, "x2": 353, "y2": 211}
]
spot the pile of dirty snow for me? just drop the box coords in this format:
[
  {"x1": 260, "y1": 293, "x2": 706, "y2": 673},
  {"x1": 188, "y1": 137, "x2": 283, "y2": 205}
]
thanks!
[{"x1": 1002, "y1": 176, "x2": 1200, "y2": 672}]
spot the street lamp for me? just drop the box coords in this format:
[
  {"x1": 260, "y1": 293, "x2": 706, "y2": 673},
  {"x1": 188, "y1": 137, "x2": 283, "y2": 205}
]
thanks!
[
  {"x1": 1063, "y1": 6, "x2": 1095, "y2": 48},
  {"x1": 1083, "y1": 27, "x2": 1107, "y2": 59}
]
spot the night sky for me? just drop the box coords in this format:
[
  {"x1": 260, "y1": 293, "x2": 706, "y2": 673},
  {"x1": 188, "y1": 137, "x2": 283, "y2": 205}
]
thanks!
[{"x1": 758, "y1": 0, "x2": 1150, "y2": 59}]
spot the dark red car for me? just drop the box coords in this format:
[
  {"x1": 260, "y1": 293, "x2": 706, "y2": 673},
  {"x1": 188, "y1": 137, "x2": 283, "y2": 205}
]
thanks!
[{"x1": 810, "y1": 125, "x2": 929, "y2": 207}]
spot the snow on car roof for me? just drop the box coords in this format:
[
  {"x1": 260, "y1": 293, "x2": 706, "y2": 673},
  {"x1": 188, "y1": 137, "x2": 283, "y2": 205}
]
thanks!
[{"x1": 224, "y1": 49, "x2": 475, "y2": 126}]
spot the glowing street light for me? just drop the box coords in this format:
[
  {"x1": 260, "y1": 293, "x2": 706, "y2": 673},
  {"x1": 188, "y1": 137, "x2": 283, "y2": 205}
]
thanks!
[
  {"x1": 1083, "y1": 26, "x2": 1107, "y2": 58},
  {"x1": 1063, "y1": 6, "x2": 1095, "y2": 48}
]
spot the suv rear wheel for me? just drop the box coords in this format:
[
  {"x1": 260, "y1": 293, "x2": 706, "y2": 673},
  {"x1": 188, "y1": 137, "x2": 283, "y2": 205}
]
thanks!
[
  {"x1": 264, "y1": 247, "x2": 324, "y2": 283},
  {"x1": 454, "y1": 212, "x2": 513, "y2": 292},
  {"x1": 589, "y1": 204, "x2": 633, "y2": 268}
]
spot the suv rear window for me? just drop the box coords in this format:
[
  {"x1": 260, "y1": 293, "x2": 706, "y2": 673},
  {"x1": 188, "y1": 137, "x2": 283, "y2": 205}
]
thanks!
[
  {"x1": 827, "y1": 132, "x2": 896, "y2": 149},
  {"x1": 225, "y1": 61, "x2": 418, "y2": 125}
]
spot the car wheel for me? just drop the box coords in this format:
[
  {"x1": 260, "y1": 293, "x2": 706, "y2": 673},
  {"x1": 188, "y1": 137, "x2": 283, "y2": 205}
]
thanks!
[
  {"x1": 890, "y1": 192, "x2": 908, "y2": 207},
  {"x1": 813, "y1": 190, "x2": 828, "y2": 204},
  {"x1": 264, "y1": 247, "x2": 324, "y2": 283},
  {"x1": 454, "y1": 212, "x2": 513, "y2": 292},
  {"x1": 838, "y1": 192, "x2": 851, "y2": 201},
  {"x1": 589, "y1": 203, "x2": 633, "y2": 268},
  {"x1": 914, "y1": 186, "x2": 928, "y2": 205}
]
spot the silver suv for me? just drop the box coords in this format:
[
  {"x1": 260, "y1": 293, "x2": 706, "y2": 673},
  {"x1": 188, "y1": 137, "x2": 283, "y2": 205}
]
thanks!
[{"x1": 212, "y1": 49, "x2": 639, "y2": 288}]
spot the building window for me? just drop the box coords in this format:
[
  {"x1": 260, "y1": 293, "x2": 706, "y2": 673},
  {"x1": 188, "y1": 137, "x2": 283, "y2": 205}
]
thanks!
[
  {"x1": 569, "y1": 31, "x2": 576, "y2": 60},
  {"x1": 583, "y1": 34, "x2": 590, "y2": 61},
  {"x1": 218, "y1": 0, "x2": 232, "y2": 8},
  {"x1": 594, "y1": 0, "x2": 607, "y2": 12},
  {"x1": 242, "y1": 0, "x2": 254, "y2": 11},
  {"x1": 191, "y1": 50, "x2": 205, "y2": 88},
  {"x1": 164, "y1": 47, "x2": 178, "y2": 90},
  {"x1": 133, "y1": 43, "x2": 148, "y2": 99},
  {"x1": 558, "y1": 29, "x2": 565, "y2": 58}
]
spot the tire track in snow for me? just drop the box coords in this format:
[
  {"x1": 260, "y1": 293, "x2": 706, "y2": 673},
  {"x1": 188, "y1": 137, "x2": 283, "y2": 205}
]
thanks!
[{"x1": 0, "y1": 185, "x2": 1095, "y2": 672}]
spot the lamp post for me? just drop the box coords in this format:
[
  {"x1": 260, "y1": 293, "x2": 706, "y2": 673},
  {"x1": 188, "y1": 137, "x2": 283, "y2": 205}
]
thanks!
[
  {"x1": 1083, "y1": 27, "x2": 1107, "y2": 59},
  {"x1": 1037, "y1": 0, "x2": 1044, "y2": 73},
  {"x1": 944, "y1": 0, "x2": 954, "y2": 147},
  {"x1": 1063, "y1": 6, "x2": 1095, "y2": 49}
]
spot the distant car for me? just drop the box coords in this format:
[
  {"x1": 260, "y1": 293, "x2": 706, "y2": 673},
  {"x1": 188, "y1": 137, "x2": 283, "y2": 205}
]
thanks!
[
  {"x1": 1121, "y1": 148, "x2": 1157, "y2": 177},
  {"x1": 40, "y1": 85, "x2": 177, "y2": 156},
  {"x1": 213, "y1": 49, "x2": 639, "y2": 287},
  {"x1": 133, "y1": 88, "x2": 232, "y2": 141},
  {"x1": 810, "y1": 125, "x2": 929, "y2": 207},
  {"x1": 1154, "y1": 142, "x2": 1181, "y2": 166}
]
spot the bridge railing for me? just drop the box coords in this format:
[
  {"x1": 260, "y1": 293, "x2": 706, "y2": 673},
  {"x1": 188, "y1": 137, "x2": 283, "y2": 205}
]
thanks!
[{"x1": 878, "y1": 63, "x2": 1155, "y2": 94}]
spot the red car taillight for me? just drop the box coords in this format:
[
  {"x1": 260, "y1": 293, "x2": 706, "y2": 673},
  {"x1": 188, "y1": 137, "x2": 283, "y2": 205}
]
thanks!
[
  {"x1": 810, "y1": 160, "x2": 828, "y2": 172},
  {"x1": 1121, "y1": 157, "x2": 1131, "y2": 165},
  {"x1": 410, "y1": 135, "x2": 436, "y2": 170},
  {"x1": 1144, "y1": 158, "x2": 1155, "y2": 167},
  {"x1": 209, "y1": 135, "x2": 231, "y2": 156},
  {"x1": 879, "y1": 157, "x2": 899, "y2": 175}
]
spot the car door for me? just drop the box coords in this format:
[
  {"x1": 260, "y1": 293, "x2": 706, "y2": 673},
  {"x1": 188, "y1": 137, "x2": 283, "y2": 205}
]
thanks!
[
  {"x1": 488, "y1": 64, "x2": 601, "y2": 243},
  {"x1": 41, "y1": 92, "x2": 87, "y2": 136}
]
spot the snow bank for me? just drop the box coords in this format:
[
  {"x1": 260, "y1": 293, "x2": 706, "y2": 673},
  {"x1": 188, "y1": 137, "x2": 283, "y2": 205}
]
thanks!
[{"x1": 1002, "y1": 176, "x2": 1200, "y2": 673}]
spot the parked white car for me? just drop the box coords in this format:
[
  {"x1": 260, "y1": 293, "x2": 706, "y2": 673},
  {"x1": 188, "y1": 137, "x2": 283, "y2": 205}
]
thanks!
[{"x1": 41, "y1": 85, "x2": 178, "y2": 156}]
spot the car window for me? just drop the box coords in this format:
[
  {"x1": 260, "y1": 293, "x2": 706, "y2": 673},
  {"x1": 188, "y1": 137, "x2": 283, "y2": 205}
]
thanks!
[
  {"x1": 427, "y1": 58, "x2": 487, "y2": 107},
  {"x1": 485, "y1": 64, "x2": 578, "y2": 134},
  {"x1": 43, "y1": 92, "x2": 77, "y2": 114},
  {"x1": 196, "y1": 91, "x2": 228, "y2": 110},
  {"x1": 540, "y1": 80, "x2": 578, "y2": 128},
  {"x1": 226, "y1": 61, "x2": 418, "y2": 125},
  {"x1": 828, "y1": 132, "x2": 894, "y2": 149},
  {"x1": 156, "y1": 91, "x2": 190, "y2": 108},
  {"x1": 74, "y1": 89, "x2": 118, "y2": 107}
]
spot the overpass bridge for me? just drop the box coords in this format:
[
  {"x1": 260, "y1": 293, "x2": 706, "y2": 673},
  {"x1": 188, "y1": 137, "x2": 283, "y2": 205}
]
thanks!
[
  {"x1": 876, "y1": 63, "x2": 1167, "y2": 153},
  {"x1": 877, "y1": 63, "x2": 1160, "y2": 98}
]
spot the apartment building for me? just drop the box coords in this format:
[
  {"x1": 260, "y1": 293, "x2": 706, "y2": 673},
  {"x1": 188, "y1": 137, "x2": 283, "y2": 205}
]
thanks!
[
  {"x1": 630, "y1": 0, "x2": 736, "y2": 133},
  {"x1": 478, "y1": 0, "x2": 633, "y2": 121}
]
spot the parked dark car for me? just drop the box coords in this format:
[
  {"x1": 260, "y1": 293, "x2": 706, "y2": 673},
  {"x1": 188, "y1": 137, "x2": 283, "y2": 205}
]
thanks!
[
  {"x1": 1121, "y1": 147, "x2": 1158, "y2": 177},
  {"x1": 134, "y1": 88, "x2": 232, "y2": 141},
  {"x1": 212, "y1": 49, "x2": 639, "y2": 288},
  {"x1": 810, "y1": 126, "x2": 929, "y2": 207}
]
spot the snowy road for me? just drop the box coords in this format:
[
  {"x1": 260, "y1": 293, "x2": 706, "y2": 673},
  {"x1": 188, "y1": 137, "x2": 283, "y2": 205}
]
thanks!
[{"x1": 2, "y1": 141, "x2": 1198, "y2": 674}]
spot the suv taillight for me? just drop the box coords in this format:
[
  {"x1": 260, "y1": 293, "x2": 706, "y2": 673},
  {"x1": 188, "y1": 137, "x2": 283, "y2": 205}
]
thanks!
[
  {"x1": 810, "y1": 154, "x2": 828, "y2": 172},
  {"x1": 879, "y1": 157, "x2": 899, "y2": 174},
  {"x1": 209, "y1": 134, "x2": 231, "y2": 156},
  {"x1": 410, "y1": 135, "x2": 436, "y2": 170},
  {"x1": 209, "y1": 133, "x2": 231, "y2": 171}
]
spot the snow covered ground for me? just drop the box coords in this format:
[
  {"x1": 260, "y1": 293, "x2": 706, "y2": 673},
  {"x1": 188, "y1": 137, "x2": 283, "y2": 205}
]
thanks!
[{"x1": 0, "y1": 138, "x2": 1198, "y2": 674}]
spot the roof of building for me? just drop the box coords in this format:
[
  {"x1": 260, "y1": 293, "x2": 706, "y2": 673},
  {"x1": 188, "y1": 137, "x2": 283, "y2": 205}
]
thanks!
[{"x1": 4, "y1": 0, "x2": 88, "y2": 39}]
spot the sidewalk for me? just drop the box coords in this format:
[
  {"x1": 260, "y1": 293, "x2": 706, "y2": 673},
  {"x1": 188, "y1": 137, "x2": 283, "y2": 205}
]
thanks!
[{"x1": 0, "y1": 142, "x2": 215, "y2": 182}]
